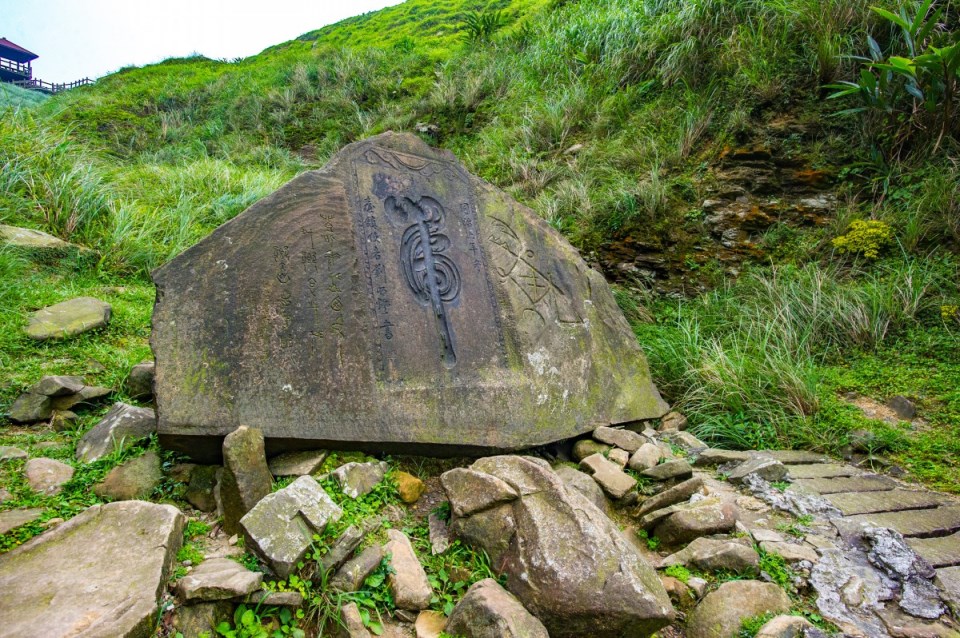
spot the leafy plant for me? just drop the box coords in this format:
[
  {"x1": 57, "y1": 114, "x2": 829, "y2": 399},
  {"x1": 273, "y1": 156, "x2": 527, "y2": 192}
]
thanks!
[
  {"x1": 832, "y1": 219, "x2": 895, "y2": 259},
  {"x1": 461, "y1": 10, "x2": 507, "y2": 42}
]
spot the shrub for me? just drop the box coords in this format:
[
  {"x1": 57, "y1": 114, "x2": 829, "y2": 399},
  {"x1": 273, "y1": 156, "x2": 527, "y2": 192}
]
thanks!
[{"x1": 832, "y1": 220, "x2": 895, "y2": 259}]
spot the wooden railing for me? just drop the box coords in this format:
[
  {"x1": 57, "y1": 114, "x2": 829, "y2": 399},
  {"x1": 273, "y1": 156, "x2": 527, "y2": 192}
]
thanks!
[
  {"x1": 0, "y1": 57, "x2": 31, "y2": 77},
  {"x1": 12, "y1": 77, "x2": 94, "y2": 94}
]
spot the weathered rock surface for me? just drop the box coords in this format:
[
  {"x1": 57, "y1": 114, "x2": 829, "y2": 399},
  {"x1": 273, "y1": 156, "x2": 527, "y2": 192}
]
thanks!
[
  {"x1": 662, "y1": 537, "x2": 759, "y2": 573},
  {"x1": 635, "y1": 476, "x2": 704, "y2": 518},
  {"x1": 172, "y1": 602, "x2": 233, "y2": 637},
  {"x1": 333, "y1": 461, "x2": 388, "y2": 498},
  {"x1": 755, "y1": 615, "x2": 816, "y2": 638},
  {"x1": 267, "y1": 449, "x2": 328, "y2": 476},
  {"x1": 25, "y1": 457, "x2": 74, "y2": 495},
  {"x1": 686, "y1": 580, "x2": 791, "y2": 638},
  {"x1": 0, "y1": 501, "x2": 184, "y2": 638},
  {"x1": 593, "y1": 426, "x2": 647, "y2": 452},
  {"x1": 608, "y1": 447, "x2": 629, "y2": 467},
  {"x1": 26, "y1": 296, "x2": 111, "y2": 340},
  {"x1": 628, "y1": 443, "x2": 663, "y2": 471},
  {"x1": 659, "y1": 411, "x2": 688, "y2": 431},
  {"x1": 1, "y1": 224, "x2": 78, "y2": 250},
  {"x1": 30, "y1": 375, "x2": 85, "y2": 397},
  {"x1": 428, "y1": 511, "x2": 452, "y2": 554},
  {"x1": 0, "y1": 508, "x2": 44, "y2": 534},
  {"x1": 415, "y1": 610, "x2": 447, "y2": 638},
  {"x1": 330, "y1": 545, "x2": 384, "y2": 592},
  {"x1": 440, "y1": 467, "x2": 518, "y2": 517},
  {"x1": 152, "y1": 132, "x2": 667, "y2": 460},
  {"x1": 220, "y1": 425, "x2": 273, "y2": 535},
  {"x1": 441, "y1": 455, "x2": 674, "y2": 637},
  {"x1": 760, "y1": 540, "x2": 819, "y2": 564},
  {"x1": 176, "y1": 557, "x2": 263, "y2": 602},
  {"x1": 384, "y1": 529, "x2": 433, "y2": 611},
  {"x1": 396, "y1": 471, "x2": 426, "y2": 503},
  {"x1": 0, "y1": 445, "x2": 28, "y2": 462},
  {"x1": 340, "y1": 601, "x2": 372, "y2": 638},
  {"x1": 240, "y1": 475, "x2": 342, "y2": 578},
  {"x1": 640, "y1": 497, "x2": 738, "y2": 545},
  {"x1": 124, "y1": 361, "x2": 155, "y2": 400},
  {"x1": 572, "y1": 439, "x2": 610, "y2": 461},
  {"x1": 8, "y1": 392, "x2": 52, "y2": 423},
  {"x1": 51, "y1": 384, "x2": 112, "y2": 411},
  {"x1": 76, "y1": 402, "x2": 155, "y2": 463},
  {"x1": 727, "y1": 457, "x2": 788, "y2": 483},
  {"x1": 93, "y1": 451, "x2": 162, "y2": 501},
  {"x1": 445, "y1": 578, "x2": 549, "y2": 638},
  {"x1": 579, "y1": 452, "x2": 637, "y2": 499},
  {"x1": 641, "y1": 459, "x2": 693, "y2": 481},
  {"x1": 554, "y1": 464, "x2": 610, "y2": 514},
  {"x1": 186, "y1": 464, "x2": 219, "y2": 512},
  {"x1": 320, "y1": 524, "x2": 367, "y2": 575}
]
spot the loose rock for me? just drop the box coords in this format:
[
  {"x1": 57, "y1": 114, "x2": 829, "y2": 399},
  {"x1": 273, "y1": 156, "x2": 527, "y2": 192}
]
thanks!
[
  {"x1": 593, "y1": 426, "x2": 647, "y2": 453},
  {"x1": 440, "y1": 467, "x2": 518, "y2": 517},
  {"x1": 93, "y1": 450, "x2": 162, "y2": 501},
  {"x1": 220, "y1": 425, "x2": 273, "y2": 535},
  {"x1": 635, "y1": 476, "x2": 703, "y2": 518},
  {"x1": 755, "y1": 614, "x2": 816, "y2": 638},
  {"x1": 579, "y1": 452, "x2": 637, "y2": 499},
  {"x1": 340, "y1": 601, "x2": 372, "y2": 638},
  {"x1": 572, "y1": 439, "x2": 610, "y2": 461},
  {"x1": 332, "y1": 461, "x2": 388, "y2": 499},
  {"x1": 75, "y1": 402, "x2": 155, "y2": 463},
  {"x1": 186, "y1": 465, "x2": 219, "y2": 512},
  {"x1": 123, "y1": 361, "x2": 155, "y2": 400},
  {"x1": 25, "y1": 296, "x2": 111, "y2": 340},
  {"x1": 8, "y1": 392, "x2": 52, "y2": 424},
  {"x1": 330, "y1": 545, "x2": 384, "y2": 592},
  {"x1": 24, "y1": 457, "x2": 74, "y2": 495},
  {"x1": 648, "y1": 498, "x2": 739, "y2": 546},
  {"x1": 760, "y1": 541, "x2": 819, "y2": 564},
  {"x1": 384, "y1": 529, "x2": 433, "y2": 611},
  {"x1": 662, "y1": 537, "x2": 759, "y2": 574},
  {"x1": 628, "y1": 443, "x2": 663, "y2": 471},
  {"x1": 51, "y1": 384, "x2": 111, "y2": 411},
  {"x1": 0, "y1": 508, "x2": 44, "y2": 535},
  {"x1": 428, "y1": 512, "x2": 452, "y2": 554},
  {"x1": 30, "y1": 375, "x2": 85, "y2": 397},
  {"x1": 396, "y1": 471, "x2": 426, "y2": 503},
  {"x1": 686, "y1": 580, "x2": 791, "y2": 638},
  {"x1": 641, "y1": 459, "x2": 693, "y2": 482},
  {"x1": 176, "y1": 557, "x2": 263, "y2": 602},
  {"x1": 554, "y1": 464, "x2": 610, "y2": 515},
  {"x1": 727, "y1": 457, "x2": 788, "y2": 484},
  {"x1": 267, "y1": 449, "x2": 328, "y2": 477},
  {"x1": 659, "y1": 411, "x2": 688, "y2": 431},
  {"x1": 415, "y1": 610, "x2": 447, "y2": 638},
  {"x1": 444, "y1": 578, "x2": 549, "y2": 638},
  {"x1": 0, "y1": 446, "x2": 28, "y2": 462}
]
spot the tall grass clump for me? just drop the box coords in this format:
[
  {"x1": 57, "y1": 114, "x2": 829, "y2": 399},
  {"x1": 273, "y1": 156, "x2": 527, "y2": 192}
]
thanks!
[{"x1": 637, "y1": 256, "x2": 952, "y2": 451}]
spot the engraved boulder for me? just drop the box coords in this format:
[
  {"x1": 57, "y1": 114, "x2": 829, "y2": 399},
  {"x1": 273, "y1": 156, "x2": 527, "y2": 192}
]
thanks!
[{"x1": 152, "y1": 132, "x2": 667, "y2": 459}]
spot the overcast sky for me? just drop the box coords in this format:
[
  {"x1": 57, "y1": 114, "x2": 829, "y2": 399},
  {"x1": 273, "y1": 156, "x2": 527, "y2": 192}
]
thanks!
[{"x1": 2, "y1": 0, "x2": 402, "y2": 84}]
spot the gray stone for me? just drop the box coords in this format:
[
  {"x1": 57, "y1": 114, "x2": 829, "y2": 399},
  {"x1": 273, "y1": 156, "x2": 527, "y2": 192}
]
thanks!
[
  {"x1": 384, "y1": 529, "x2": 432, "y2": 611},
  {"x1": 554, "y1": 464, "x2": 609, "y2": 515},
  {"x1": 825, "y1": 490, "x2": 949, "y2": 516},
  {"x1": 51, "y1": 385, "x2": 111, "y2": 411},
  {"x1": 428, "y1": 512, "x2": 452, "y2": 554},
  {"x1": 750, "y1": 528, "x2": 785, "y2": 543},
  {"x1": 186, "y1": 465, "x2": 219, "y2": 512},
  {"x1": 662, "y1": 537, "x2": 759, "y2": 573},
  {"x1": 0, "y1": 501, "x2": 184, "y2": 638},
  {"x1": 641, "y1": 459, "x2": 693, "y2": 481},
  {"x1": 936, "y1": 566, "x2": 960, "y2": 613},
  {"x1": 0, "y1": 446, "x2": 28, "y2": 462},
  {"x1": 608, "y1": 447, "x2": 629, "y2": 467},
  {"x1": 791, "y1": 475, "x2": 896, "y2": 495},
  {"x1": 320, "y1": 524, "x2": 366, "y2": 575},
  {"x1": 659, "y1": 411, "x2": 687, "y2": 431},
  {"x1": 332, "y1": 461, "x2": 388, "y2": 499},
  {"x1": 340, "y1": 602, "x2": 372, "y2": 638},
  {"x1": 785, "y1": 463, "x2": 862, "y2": 479},
  {"x1": 268, "y1": 449, "x2": 328, "y2": 476},
  {"x1": 1, "y1": 224, "x2": 77, "y2": 250},
  {"x1": 763, "y1": 450, "x2": 829, "y2": 464},
  {"x1": 123, "y1": 361, "x2": 155, "y2": 400},
  {"x1": 628, "y1": 443, "x2": 663, "y2": 471},
  {"x1": 727, "y1": 457, "x2": 788, "y2": 484},
  {"x1": 572, "y1": 439, "x2": 610, "y2": 461},
  {"x1": 50, "y1": 410, "x2": 78, "y2": 432},
  {"x1": 652, "y1": 498, "x2": 738, "y2": 546},
  {"x1": 662, "y1": 430, "x2": 708, "y2": 452},
  {"x1": 442, "y1": 456, "x2": 674, "y2": 637},
  {"x1": 8, "y1": 392, "x2": 52, "y2": 423},
  {"x1": 593, "y1": 426, "x2": 647, "y2": 453},
  {"x1": 755, "y1": 615, "x2": 816, "y2": 638},
  {"x1": 176, "y1": 557, "x2": 263, "y2": 601},
  {"x1": 245, "y1": 590, "x2": 304, "y2": 606},
  {"x1": 440, "y1": 467, "x2": 518, "y2": 517},
  {"x1": 24, "y1": 457, "x2": 74, "y2": 495},
  {"x1": 686, "y1": 580, "x2": 791, "y2": 638},
  {"x1": 221, "y1": 425, "x2": 274, "y2": 535},
  {"x1": 887, "y1": 395, "x2": 916, "y2": 419},
  {"x1": 862, "y1": 526, "x2": 945, "y2": 619},
  {"x1": 172, "y1": 601, "x2": 233, "y2": 637},
  {"x1": 26, "y1": 296, "x2": 111, "y2": 340},
  {"x1": 635, "y1": 477, "x2": 703, "y2": 518},
  {"x1": 76, "y1": 402, "x2": 155, "y2": 463},
  {"x1": 30, "y1": 375, "x2": 85, "y2": 397},
  {"x1": 838, "y1": 505, "x2": 960, "y2": 538},
  {"x1": 445, "y1": 578, "x2": 549, "y2": 638},
  {"x1": 152, "y1": 132, "x2": 668, "y2": 461},
  {"x1": 907, "y1": 531, "x2": 960, "y2": 568},
  {"x1": 240, "y1": 475, "x2": 342, "y2": 578},
  {"x1": 330, "y1": 544, "x2": 384, "y2": 592},
  {"x1": 694, "y1": 449, "x2": 752, "y2": 466},
  {"x1": 760, "y1": 541, "x2": 820, "y2": 564},
  {"x1": 93, "y1": 451, "x2": 162, "y2": 501},
  {"x1": 0, "y1": 508, "x2": 44, "y2": 535},
  {"x1": 579, "y1": 453, "x2": 636, "y2": 499}
]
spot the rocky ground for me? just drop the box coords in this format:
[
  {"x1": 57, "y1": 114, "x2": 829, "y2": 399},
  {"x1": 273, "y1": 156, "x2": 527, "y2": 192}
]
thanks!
[{"x1": 1, "y1": 358, "x2": 959, "y2": 637}]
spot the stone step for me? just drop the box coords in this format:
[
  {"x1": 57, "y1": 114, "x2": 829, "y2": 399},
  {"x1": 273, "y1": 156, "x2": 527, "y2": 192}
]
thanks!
[
  {"x1": 764, "y1": 450, "x2": 830, "y2": 464},
  {"x1": 786, "y1": 463, "x2": 863, "y2": 480},
  {"x1": 791, "y1": 476, "x2": 897, "y2": 495},
  {"x1": 834, "y1": 506, "x2": 960, "y2": 538},
  {"x1": 936, "y1": 566, "x2": 960, "y2": 609},
  {"x1": 826, "y1": 490, "x2": 950, "y2": 516},
  {"x1": 907, "y1": 532, "x2": 960, "y2": 568}
]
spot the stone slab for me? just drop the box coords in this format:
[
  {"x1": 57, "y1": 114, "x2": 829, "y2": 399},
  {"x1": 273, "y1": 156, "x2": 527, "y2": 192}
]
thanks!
[
  {"x1": 825, "y1": 490, "x2": 950, "y2": 516},
  {"x1": 0, "y1": 225, "x2": 83, "y2": 250},
  {"x1": 0, "y1": 508, "x2": 44, "y2": 535},
  {"x1": 152, "y1": 132, "x2": 667, "y2": 460},
  {"x1": 785, "y1": 463, "x2": 863, "y2": 479},
  {"x1": 835, "y1": 506, "x2": 960, "y2": 538},
  {"x1": 0, "y1": 501, "x2": 184, "y2": 638},
  {"x1": 936, "y1": 566, "x2": 960, "y2": 610},
  {"x1": 763, "y1": 450, "x2": 830, "y2": 464},
  {"x1": 26, "y1": 296, "x2": 111, "y2": 340},
  {"x1": 907, "y1": 532, "x2": 960, "y2": 568},
  {"x1": 791, "y1": 476, "x2": 897, "y2": 495}
]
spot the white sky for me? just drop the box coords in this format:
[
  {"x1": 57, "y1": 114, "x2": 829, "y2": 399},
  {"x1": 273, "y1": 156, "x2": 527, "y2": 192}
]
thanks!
[{"x1": 1, "y1": 0, "x2": 402, "y2": 83}]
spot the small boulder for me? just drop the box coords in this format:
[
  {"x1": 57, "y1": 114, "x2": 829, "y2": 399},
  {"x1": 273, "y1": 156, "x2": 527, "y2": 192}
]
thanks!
[
  {"x1": 415, "y1": 610, "x2": 447, "y2": 638},
  {"x1": 330, "y1": 545, "x2": 384, "y2": 592},
  {"x1": 123, "y1": 361, "x2": 155, "y2": 400},
  {"x1": 579, "y1": 453, "x2": 637, "y2": 499},
  {"x1": 727, "y1": 457, "x2": 788, "y2": 484},
  {"x1": 220, "y1": 425, "x2": 273, "y2": 535},
  {"x1": 93, "y1": 450, "x2": 162, "y2": 501},
  {"x1": 24, "y1": 457, "x2": 74, "y2": 495},
  {"x1": 267, "y1": 450, "x2": 328, "y2": 477},
  {"x1": 172, "y1": 602, "x2": 233, "y2": 638},
  {"x1": 440, "y1": 467, "x2": 518, "y2": 517},
  {"x1": 396, "y1": 471, "x2": 426, "y2": 503},
  {"x1": 75, "y1": 402, "x2": 155, "y2": 463},
  {"x1": 0, "y1": 508, "x2": 44, "y2": 535},
  {"x1": 554, "y1": 464, "x2": 610, "y2": 515},
  {"x1": 240, "y1": 475, "x2": 342, "y2": 578},
  {"x1": 176, "y1": 557, "x2": 263, "y2": 602},
  {"x1": 0, "y1": 446, "x2": 28, "y2": 462},
  {"x1": 51, "y1": 385, "x2": 111, "y2": 411},
  {"x1": 886, "y1": 395, "x2": 916, "y2": 420},
  {"x1": 608, "y1": 448, "x2": 630, "y2": 468},
  {"x1": 340, "y1": 601, "x2": 372, "y2": 638},
  {"x1": 445, "y1": 578, "x2": 549, "y2": 638},
  {"x1": 760, "y1": 541, "x2": 819, "y2": 564},
  {"x1": 186, "y1": 465, "x2": 219, "y2": 512},
  {"x1": 1, "y1": 224, "x2": 75, "y2": 250},
  {"x1": 25, "y1": 297, "x2": 111, "y2": 340},
  {"x1": 332, "y1": 461, "x2": 388, "y2": 499},
  {"x1": 662, "y1": 430, "x2": 708, "y2": 453},
  {"x1": 593, "y1": 426, "x2": 647, "y2": 453},
  {"x1": 8, "y1": 392, "x2": 52, "y2": 424},
  {"x1": 641, "y1": 459, "x2": 693, "y2": 482},
  {"x1": 29, "y1": 375, "x2": 85, "y2": 397},
  {"x1": 659, "y1": 412, "x2": 688, "y2": 431},
  {"x1": 50, "y1": 410, "x2": 78, "y2": 432},
  {"x1": 428, "y1": 512, "x2": 452, "y2": 554},
  {"x1": 686, "y1": 580, "x2": 791, "y2": 638},
  {"x1": 635, "y1": 477, "x2": 703, "y2": 518},
  {"x1": 647, "y1": 498, "x2": 739, "y2": 546},
  {"x1": 662, "y1": 537, "x2": 759, "y2": 574},
  {"x1": 320, "y1": 524, "x2": 367, "y2": 575},
  {"x1": 384, "y1": 529, "x2": 432, "y2": 611},
  {"x1": 628, "y1": 443, "x2": 663, "y2": 471},
  {"x1": 572, "y1": 439, "x2": 610, "y2": 461},
  {"x1": 755, "y1": 614, "x2": 816, "y2": 638}
]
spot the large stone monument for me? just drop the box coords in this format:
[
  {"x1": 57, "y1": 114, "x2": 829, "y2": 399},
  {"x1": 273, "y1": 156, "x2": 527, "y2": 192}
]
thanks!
[{"x1": 152, "y1": 132, "x2": 667, "y2": 460}]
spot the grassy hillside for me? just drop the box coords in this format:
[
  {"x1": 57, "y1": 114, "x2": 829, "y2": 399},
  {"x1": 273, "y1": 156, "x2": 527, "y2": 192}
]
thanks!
[{"x1": 1, "y1": 0, "x2": 958, "y2": 490}]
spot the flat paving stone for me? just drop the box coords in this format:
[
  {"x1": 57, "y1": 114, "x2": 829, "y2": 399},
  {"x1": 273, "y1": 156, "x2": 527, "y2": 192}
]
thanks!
[
  {"x1": 835, "y1": 505, "x2": 960, "y2": 538},
  {"x1": 825, "y1": 489, "x2": 950, "y2": 516},
  {"x1": 791, "y1": 476, "x2": 897, "y2": 495},
  {"x1": 907, "y1": 532, "x2": 960, "y2": 568},
  {"x1": 786, "y1": 463, "x2": 863, "y2": 480},
  {"x1": 763, "y1": 450, "x2": 830, "y2": 464},
  {"x1": 936, "y1": 566, "x2": 960, "y2": 609}
]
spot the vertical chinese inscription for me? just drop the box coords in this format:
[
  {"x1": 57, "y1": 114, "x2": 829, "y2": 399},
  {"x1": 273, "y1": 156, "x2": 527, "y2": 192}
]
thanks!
[
  {"x1": 363, "y1": 196, "x2": 395, "y2": 349},
  {"x1": 272, "y1": 243, "x2": 294, "y2": 348}
]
